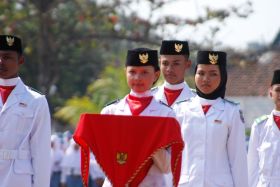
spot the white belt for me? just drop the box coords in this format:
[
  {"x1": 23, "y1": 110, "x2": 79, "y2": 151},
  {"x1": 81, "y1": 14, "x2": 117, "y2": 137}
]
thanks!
[{"x1": 0, "y1": 149, "x2": 31, "y2": 160}]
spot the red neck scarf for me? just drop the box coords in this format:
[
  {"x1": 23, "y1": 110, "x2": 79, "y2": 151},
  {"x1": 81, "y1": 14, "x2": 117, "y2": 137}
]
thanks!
[
  {"x1": 164, "y1": 87, "x2": 183, "y2": 106},
  {"x1": 73, "y1": 114, "x2": 184, "y2": 187},
  {"x1": 0, "y1": 85, "x2": 15, "y2": 104},
  {"x1": 202, "y1": 105, "x2": 211, "y2": 114},
  {"x1": 126, "y1": 94, "x2": 153, "y2": 116},
  {"x1": 273, "y1": 115, "x2": 280, "y2": 130}
]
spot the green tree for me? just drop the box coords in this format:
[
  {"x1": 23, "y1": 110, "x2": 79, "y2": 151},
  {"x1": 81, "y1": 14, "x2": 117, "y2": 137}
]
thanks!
[
  {"x1": 0, "y1": 0, "x2": 253, "y2": 128},
  {"x1": 55, "y1": 64, "x2": 129, "y2": 126}
]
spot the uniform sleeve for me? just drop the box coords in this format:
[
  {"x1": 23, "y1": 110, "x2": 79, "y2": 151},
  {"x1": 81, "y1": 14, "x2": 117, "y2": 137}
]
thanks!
[
  {"x1": 247, "y1": 122, "x2": 260, "y2": 187},
  {"x1": 30, "y1": 96, "x2": 51, "y2": 187},
  {"x1": 227, "y1": 106, "x2": 248, "y2": 187}
]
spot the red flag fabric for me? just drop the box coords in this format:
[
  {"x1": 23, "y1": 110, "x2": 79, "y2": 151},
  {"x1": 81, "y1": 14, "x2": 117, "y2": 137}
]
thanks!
[{"x1": 73, "y1": 114, "x2": 184, "y2": 187}]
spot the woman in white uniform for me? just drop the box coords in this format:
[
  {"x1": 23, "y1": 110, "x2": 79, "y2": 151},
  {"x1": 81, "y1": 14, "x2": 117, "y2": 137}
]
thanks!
[
  {"x1": 101, "y1": 48, "x2": 176, "y2": 187},
  {"x1": 248, "y1": 69, "x2": 280, "y2": 187},
  {"x1": 174, "y1": 50, "x2": 248, "y2": 187}
]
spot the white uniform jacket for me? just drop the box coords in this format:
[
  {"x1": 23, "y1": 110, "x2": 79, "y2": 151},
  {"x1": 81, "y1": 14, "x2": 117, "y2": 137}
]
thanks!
[
  {"x1": 152, "y1": 82, "x2": 195, "y2": 108},
  {"x1": 0, "y1": 78, "x2": 51, "y2": 187},
  {"x1": 248, "y1": 112, "x2": 280, "y2": 187},
  {"x1": 174, "y1": 96, "x2": 248, "y2": 187},
  {"x1": 101, "y1": 95, "x2": 176, "y2": 187}
]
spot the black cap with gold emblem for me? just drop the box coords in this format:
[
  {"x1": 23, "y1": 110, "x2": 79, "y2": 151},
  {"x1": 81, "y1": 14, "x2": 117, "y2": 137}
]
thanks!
[
  {"x1": 195, "y1": 50, "x2": 228, "y2": 99},
  {"x1": 196, "y1": 50, "x2": 226, "y2": 66},
  {"x1": 160, "y1": 40, "x2": 189, "y2": 56},
  {"x1": 126, "y1": 48, "x2": 159, "y2": 71},
  {"x1": 271, "y1": 69, "x2": 280, "y2": 86},
  {"x1": 0, "y1": 35, "x2": 22, "y2": 54}
]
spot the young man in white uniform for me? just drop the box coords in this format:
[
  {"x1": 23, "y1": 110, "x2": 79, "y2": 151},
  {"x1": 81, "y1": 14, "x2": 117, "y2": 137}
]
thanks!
[
  {"x1": 153, "y1": 40, "x2": 195, "y2": 108},
  {"x1": 248, "y1": 69, "x2": 280, "y2": 187},
  {"x1": 0, "y1": 35, "x2": 51, "y2": 187}
]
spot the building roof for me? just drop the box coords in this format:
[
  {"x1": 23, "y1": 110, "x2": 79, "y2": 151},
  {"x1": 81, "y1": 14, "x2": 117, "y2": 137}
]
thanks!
[{"x1": 227, "y1": 51, "x2": 280, "y2": 96}]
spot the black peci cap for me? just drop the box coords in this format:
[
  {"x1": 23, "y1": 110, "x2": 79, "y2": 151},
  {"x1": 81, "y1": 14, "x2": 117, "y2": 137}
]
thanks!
[
  {"x1": 160, "y1": 40, "x2": 189, "y2": 56},
  {"x1": 196, "y1": 50, "x2": 226, "y2": 66},
  {"x1": 126, "y1": 48, "x2": 159, "y2": 71},
  {"x1": 271, "y1": 69, "x2": 280, "y2": 86},
  {"x1": 0, "y1": 35, "x2": 22, "y2": 54}
]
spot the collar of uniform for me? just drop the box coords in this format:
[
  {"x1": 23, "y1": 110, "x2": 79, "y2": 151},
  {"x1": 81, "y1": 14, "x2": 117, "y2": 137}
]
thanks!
[
  {"x1": 130, "y1": 90, "x2": 152, "y2": 98},
  {"x1": 190, "y1": 96, "x2": 224, "y2": 112},
  {"x1": 164, "y1": 81, "x2": 185, "y2": 90},
  {"x1": 272, "y1": 109, "x2": 280, "y2": 117},
  {"x1": 0, "y1": 78, "x2": 27, "y2": 111},
  {"x1": 0, "y1": 77, "x2": 20, "y2": 86},
  {"x1": 198, "y1": 97, "x2": 218, "y2": 105},
  {"x1": 122, "y1": 95, "x2": 157, "y2": 112},
  {"x1": 267, "y1": 112, "x2": 280, "y2": 135}
]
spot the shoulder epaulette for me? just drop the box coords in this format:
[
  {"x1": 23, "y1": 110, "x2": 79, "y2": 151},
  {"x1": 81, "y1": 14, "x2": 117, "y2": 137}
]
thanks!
[
  {"x1": 254, "y1": 115, "x2": 268, "y2": 125},
  {"x1": 224, "y1": 98, "x2": 239, "y2": 105},
  {"x1": 104, "y1": 99, "x2": 120, "y2": 107},
  {"x1": 190, "y1": 88, "x2": 197, "y2": 93},
  {"x1": 175, "y1": 99, "x2": 190, "y2": 105},
  {"x1": 159, "y1": 101, "x2": 171, "y2": 108},
  {"x1": 151, "y1": 87, "x2": 158, "y2": 92},
  {"x1": 28, "y1": 86, "x2": 43, "y2": 95}
]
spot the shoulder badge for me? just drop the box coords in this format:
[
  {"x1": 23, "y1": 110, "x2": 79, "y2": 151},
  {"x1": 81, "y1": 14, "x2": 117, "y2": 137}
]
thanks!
[
  {"x1": 104, "y1": 99, "x2": 120, "y2": 107},
  {"x1": 28, "y1": 86, "x2": 43, "y2": 95},
  {"x1": 254, "y1": 115, "x2": 268, "y2": 125}
]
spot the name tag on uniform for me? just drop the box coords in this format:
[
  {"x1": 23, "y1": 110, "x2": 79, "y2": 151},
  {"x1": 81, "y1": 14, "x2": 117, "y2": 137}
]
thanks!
[{"x1": 214, "y1": 119, "x2": 222, "y2": 124}]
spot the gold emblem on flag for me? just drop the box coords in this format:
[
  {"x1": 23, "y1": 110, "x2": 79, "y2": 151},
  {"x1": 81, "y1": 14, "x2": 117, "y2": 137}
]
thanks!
[
  {"x1": 116, "y1": 152, "x2": 127, "y2": 165},
  {"x1": 139, "y1": 53, "x2": 148, "y2": 64},
  {"x1": 174, "y1": 43, "x2": 183, "y2": 53},
  {"x1": 6, "y1": 36, "x2": 15, "y2": 46},
  {"x1": 209, "y1": 53, "x2": 218, "y2": 64}
]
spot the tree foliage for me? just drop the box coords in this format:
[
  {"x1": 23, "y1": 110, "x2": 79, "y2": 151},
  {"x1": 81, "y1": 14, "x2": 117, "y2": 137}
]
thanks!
[
  {"x1": 0, "y1": 0, "x2": 253, "y2": 127},
  {"x1": 55, "y1": 64, "x2": 129, "y2": 126}
]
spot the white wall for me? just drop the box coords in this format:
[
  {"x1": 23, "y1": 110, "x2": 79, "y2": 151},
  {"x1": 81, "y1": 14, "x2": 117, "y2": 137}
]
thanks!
[{"x1": 228, "y1": 96, "x2": 274, "y2": 128}]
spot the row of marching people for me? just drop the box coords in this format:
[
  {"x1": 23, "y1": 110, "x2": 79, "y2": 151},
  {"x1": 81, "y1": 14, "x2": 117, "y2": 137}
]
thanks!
[
  {"x1": 1, "y1": 34, "x2": 278, "y2": 187},
  {"x1": 73, "y1": 41, "x2": 240, "y2": 187},
  {"x1": 73, "y1": 40, "x2": 279, "y2": 187},
  {"x1": 50, "y1": 133, "x2": 105, "y2": 187}
]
